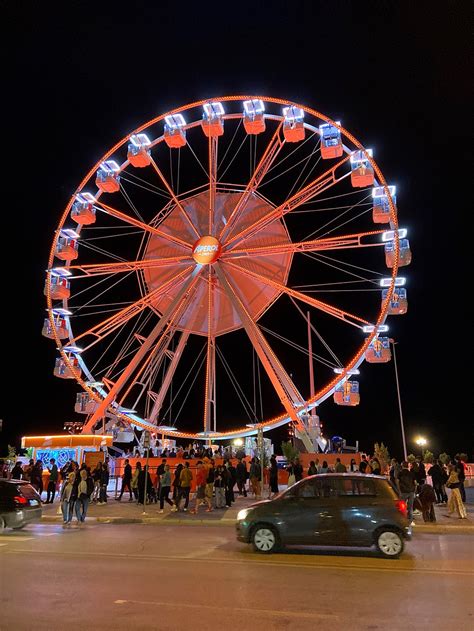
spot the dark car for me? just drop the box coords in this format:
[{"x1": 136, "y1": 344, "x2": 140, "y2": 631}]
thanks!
[
  {"x1": 236, "y1": 473, "x2": 411, "y2": 558},
  {"x1": 0, "y1": 479, "x2": 42, "y2": 532}
]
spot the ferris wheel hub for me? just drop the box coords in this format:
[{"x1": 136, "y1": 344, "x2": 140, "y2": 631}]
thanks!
[{"x1": 192, "y1": 236, "x2": 222, "y2": 264}]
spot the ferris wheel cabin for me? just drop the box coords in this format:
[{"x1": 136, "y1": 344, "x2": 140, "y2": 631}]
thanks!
[
  {"x1": 75, "y1": 392, "x2": 99, "y2": 414},
  {"x1": 365, "y1": 336, "x2": 391, "y2": 363},
  {"x1": 372, "y1": 186, "x2": 396, "y2": 224},
  {"x1": 95, "y1": 160, "x2": 121, "y2": 193},
  {"x1": 319, "y1": 122, "x2": 343, "y2": 159},
  {"x1": 334, "y1": 381, "x2": 360, "y2": 406},
  {"x1": 54, "y1": 355, "x2": 82, "y2": 379},
  {"x1": 163, "y1": 116, "x2": 187, "y2": 148},
  {"x1": 385, "y1": 238, "x2": 412, "y2": 268},
  {"x1": 382, "y1": 287, "x2": 408, "y2": 315},
  {"x1": 127, "y1": 133, "x2": 152, "y2": 166},
  {"x1": 55, "y1": 233, "x2": 79, "y2": 261},
  {"x1": 350, "y1": 150, "x2": 374, "y2": 188},
  {"x1": 44, "y1": 275, "x2": 70, "y2": 300},
  {"x1": 243, "y1": 99, "x2": 266, "y2": 135},
  {"x1": 42, "y1": 314, "x2": 69, "y2": 340},
  {"x1": 201, "y1": 102, "x2": 225, "y2": 137},
  {"x1": 71, "y1": 192, "x2": 97, "y2": 225},
  {"x1": 283, "y1": 106, "x2": 305, "y2": 142}
]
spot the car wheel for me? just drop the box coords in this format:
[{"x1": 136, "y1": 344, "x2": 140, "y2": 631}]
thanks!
[
  {"x1": 376, "y1": 529, "x2": 404, "y2": 558},
  {"x1": 0, "y1": 517, "x2": 5, "y2": 533},
  {"x1": 251, "y1": 525, "x2": 279, "y2": 554}
]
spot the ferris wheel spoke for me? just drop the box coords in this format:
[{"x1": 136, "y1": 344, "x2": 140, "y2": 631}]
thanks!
[
  {"x1": 149, "y1": 157, "x2": 201, "y2": 240},
  {"x1": 225, "y1": 229, "x2": 386, "y2": 260},
  {"x1": 65, "y1": 255, "x2": 193, "y2": 278},
  {"x1": 208, "y1": 137, "x2": 218, "y2": 235},
  {"x1": 147, "y1": 329, "x2": 191, "y2": 425},
  {"x1": 222, "y1": 260, "x2": 369, "y2": 329},
  {"x1": 219, "y1": 121, "x2": 285, "y2": 242},
  {"x1": 214, "y1": 262, "x2": 306, "y2": 431},
  {"x1": 94, "y1": 199, "x2": 193, "y2": 250},
  {"x1": 72, "y1": 265, "x2": 195, "y2": 351},
  {"x1": 82, "y1": 265, "x2": 203, "y2": 432},
  {"x1": 203, "y1": 269, "x2": 216, "y2": 432},
  {"x1": 224, "y1": 154, "x2": 351, "y2": 252}
]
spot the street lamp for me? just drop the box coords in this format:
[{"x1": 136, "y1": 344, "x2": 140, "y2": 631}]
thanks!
[
  {"x1": 415, "y1": 436, "x2": 427, "y2": 457},
  {"x1": 389, "y1": 338, "x2": 408, "y2": 461}
]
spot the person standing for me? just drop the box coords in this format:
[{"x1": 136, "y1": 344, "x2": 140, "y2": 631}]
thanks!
[
  {"x1": 335, "y1": 458, "x2": 347, "y2": 473},
  {"x1": 91, "y1": 462, "x2": 102, "y2": 503},
  {"x1": 137, "y1": 464, "x2": 152, "y2": 505},
  {"x1": 60, "y1": 472, "x2": 76, "y2": 527},
  {"x1": 249, "y1": 458, "x2": 261, "y2": 497},
  {"x1": 307, "y1": 461, "x2": 318, "y2": 476},
  {"x1": 131, "y1": 461, "x2": 141, "y2": 501},
  {"x1": 414, "y1": 456, "x2": 427, "y2": 484},
  {"x1": 214, "y1": 465, "x2": 226, "y2": 508},
  {"x1": 416, "y1": 480, "x2": 437, "y2": 522},
  {"x1": 75, "y1": 469, "x2": 93, "y2": 525},
  {"x1": 293, "y1": 458, "x2": 303, "y2": 482},
  {"x1": 428, "y1": 460, "x2": 448, "y2": 504},
  {"x1": 117, "y1": 459, "x2": 133, "y2": 501},
  {"x1": 446, "y1": 464, "x2": 467, "y2": 519},
  {"x1": 10, "y1": 461, "x2": 23, "y2": 480},
  {"x1": 397, "y1": 461, "x2": 416, "y2": 526},
  {"x1": 236, "y1": 459, "x2": 248, "y2": 497},
  {"x1": 205, "y1": 461, "x2": 215, "y2": 508},
  {"x1": 370, "y1": 457, "x2": 381, "y2": 476},
  {"x1": 269, "y1": 455, "x2": 279, "y2": 499},
  {"x1": 454, "y1": 456, "x2": 466, "y2": 502},
  {"x1": 172, "y1": 463, "x2": 183, "y2": 503},
  {"x1": 359, "y1": 455, "x2": 369, "y2": 474},
  {"x1": 349, "y1": 458, "x2": 359, "y2": 473},
  {"x1": 46, "y1": 458, "x2": 59, "y2": 503},
  {"x1": 98, "y1": 461, "x2": 109, "y2": 505},
  {"x1": 389, "y1": 459, "x2": 401, "y2": 490},
  {"x1": 158, "y1": 464, "x2": 174, "y2": 513},
  {"x1": 190, "y1": 462, "x2": 211, "y2": 514}
]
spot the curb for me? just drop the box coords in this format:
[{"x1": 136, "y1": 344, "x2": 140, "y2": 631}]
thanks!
[{"x1": 41, "y1": 515, "x2": 236, "y2": 527}]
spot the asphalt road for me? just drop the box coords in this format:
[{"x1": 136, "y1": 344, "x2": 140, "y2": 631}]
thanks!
[{"x1": 1, "y1": 523, "x2": 473, "y2": 630}]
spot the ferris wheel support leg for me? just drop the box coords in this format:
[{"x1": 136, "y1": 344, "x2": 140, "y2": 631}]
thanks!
[
  {"x1": 82, "y1": 266, "x2": 203, "y2": 433},
  {"x1": 214, "y1": 262, "x2": 313, "y2": 451}
]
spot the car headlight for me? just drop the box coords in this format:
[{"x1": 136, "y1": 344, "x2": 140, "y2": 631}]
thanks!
[{"x1": 237, "y1": 509, "x2": 251, "y2": 521}]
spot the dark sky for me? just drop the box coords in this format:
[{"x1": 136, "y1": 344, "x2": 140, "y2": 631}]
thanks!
[{"x1": 1, "y1": 1, "x2": 471, "y2": 459}]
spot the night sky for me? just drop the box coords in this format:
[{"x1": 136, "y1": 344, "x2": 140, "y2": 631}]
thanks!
[{"x1": 1, "y1": 1, "x2": 471, "y2": 459}]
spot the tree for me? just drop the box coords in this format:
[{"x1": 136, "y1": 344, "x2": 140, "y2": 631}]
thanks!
[
  {"x1": 374, "y1": 442, "x2": 390, "y2": 472},
  {"x1": 439, "y1": 452, "x2": 451, "y2": 465},
  {"x1": 281, "y1": 441, "x2": 300, "y2": 463},
  {"x1": 407, "y1": 453, "x2": 416, "y2": 464},
  {"x1": 423, "y1": 449, "x2": 434, "y2": 464}
]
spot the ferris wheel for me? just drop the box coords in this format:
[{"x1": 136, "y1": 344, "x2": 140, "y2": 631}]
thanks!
[{"x1": 43, "y1": 96, "x2": 411, "y2": 450}]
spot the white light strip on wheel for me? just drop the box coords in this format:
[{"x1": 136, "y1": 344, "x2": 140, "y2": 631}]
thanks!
[
  {"x1": 380, "y1": 277, "x2": 406, "y2": 287},
  {"x1": 382, "y1": 229, "x2": 407, "y2": 241}
]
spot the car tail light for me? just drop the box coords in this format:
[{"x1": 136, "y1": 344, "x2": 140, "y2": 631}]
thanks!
[
  {"x1": 13, "y1": 495, "x2": 28, "y2": 506},
  {"x1": 395, "y1": 499, "x2": 407, "y2": 517}
]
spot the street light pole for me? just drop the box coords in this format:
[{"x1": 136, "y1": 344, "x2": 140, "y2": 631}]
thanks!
[{"x1": 390, "y1": 339, "x2": 408, "y2": 461}]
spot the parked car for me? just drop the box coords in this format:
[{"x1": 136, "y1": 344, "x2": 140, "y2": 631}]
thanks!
[
  {"x1": 0, "y1": 479, "x2": 42, "y2": 532},
  {"x1": 236, "y1": 473, "x2": 411, "y2": 558}
]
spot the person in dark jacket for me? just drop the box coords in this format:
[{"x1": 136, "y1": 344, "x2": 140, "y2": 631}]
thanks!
[
  {"x1": 397, "y1": 461, "x2": 416, "y2": 525},
  {"x1": 454, "y1": 457, "x2": 466, "y2": 502},
  {"x1": 225, "y1": 462, "x2": 237, "y2": 505},
  {"x1": 428, "y1": 460, "x2": 448, "y2": 503},
  {"x1": 416, "y1": 481, "x2": 437, "y2": 522},
  {"x1": 46, "y1": 458, "x2": 59, "y2": 503},
  {"x1": 10, "y1": 461, "x2": 23, "y2": 480},
  {"x1": 117, "y1": 459, "x2": 133, "y2": 501},
  {"x1": 293, "y1": 459, "x2": 303, "y2": 482},
  {"x1": 269, "y1": 455, "x2": 279, "y2": 499},
  {"x1": 137, "y1": 465, "x2": 152, "y2": 505},
  {"x1": 414, "y1": 456, "x2": 427, "y2": 484},
  {"x1": 236, "y1": 459, "x2": 248, "y2": 497},
  {"x1": 172, "y1": 463, "x2": 183, "y2": 502},
  {"x1": 98, "y1": 462, "x2": 109, "y2": 505}
]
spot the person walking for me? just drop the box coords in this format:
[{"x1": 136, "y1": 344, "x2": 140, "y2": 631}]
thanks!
[
  {"x1": 190, "y1": 462, "x2": 211, "y2": 514},
  {"x1": 158, "y1": 464, "x2": 174, "y2": 513},
  {"x1": 268, "y1": 455, "x2": 279, "y2": 499},
  {"x1": 116, "y1": 459, "x2": 133, "y2": 501},
  {"x1": 60, "y1": 472, "x2": 76, "y2": 527},
  {"x1": 172, "y1": 463, "x2": 183, "y2": 503},
  {"x1": 91, "y1": 462, "x2": 102, "y2": 503},
  {"x1": 249, "y1": 458, "x2": 261, "y2": 497},
  {"x1": 173, "y1": 461, "x2": 192, "y2": 512},
  {"x1": 454, "y1": 456, "x2": 466, "y2": 502},
  {"x1": 445, "y1": 464, "x2": 467, "y2": 519},
  {"x1": 236, "y1": 459, "x2": 248, "y2": 497},
  {"x1": 98, "y1": 461, "x2": 109, "y2": 505},
  {"x1": 75, "y1": 469, "x2": 93, "y2": 525},
  {"x1": 214, "y1": 465, "x2": 226, "y2": 508},
  {"x1": 45, "y1": 458, "x2": 59, "y2": 503},
  {"x1": 10, "y1": 461, "x2": 23, "y2": 480},
  {"x1": 398, "y1": 461, "x2": 417, "y2": 526},
  {"x1": 428, "y1": 460, "x2": 448, "y2": 504},
  {"x1": 137, "y1": 464, "x2": 152, "y2": 505},
  {"x1": 205, "y1": 462, "x2": 215, "y2": 508},
  {"x1": 224, "y1": 462, "x2": 235, "y2": 507},
  {"x1": 131, "y1": 461, "x2": 141, "y2": 501}
]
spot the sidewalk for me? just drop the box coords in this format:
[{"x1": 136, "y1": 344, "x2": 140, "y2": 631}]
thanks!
[{"x1": 40, "y1": 489, "x2": 474, "y2": 533}]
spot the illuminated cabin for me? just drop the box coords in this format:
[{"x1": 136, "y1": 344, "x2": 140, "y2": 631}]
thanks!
[
  {"x1": 382, "y1": 287, "x2": 408, "y2": 315},
  {"x1": 55, "y1": 236, "x2": 78, "y2": 261},
  {"x1": 365, "y1": 336, "x2": 391, "y2": 363},
  {"x1": 71, "y1": 192, "x2": 96, "y2": 225},
  {"x1": 201, "y1": 102, "x2": 224, "y2": 138},
  {"x1": 75, "y1": 392, "x2": 99, "y2": 414},
  {"x1": 44, "y1": 275, "x2": 70, "y2": 300},
  {"x1": 42, "y1": 315, "x2": 69, "y2": 340},
  {"x1": 372, "y1": 186, "x2": 396, "y2": 224},
  {"x1": 243, "y1": 99, "x2": 266, "y2": 135},
  {"x1": 319, "y1": 122, "x2": 343, "y2": 159},
  {"x1": 95, "y1": 160, "x2": 121, "y2": 193},
  {"x1": 54, "y1": 356, "x2": 81, "y2": 379},
  {"x1": 334, "y1": 380, "x2": 360, "y2": 406},
  {"x1": 385, "y1": 239, "x2": 412, "y2": 268},
  {"x1": 164, "y1": 115, "x2": 186, "y2": 148},
  {"x1": 283, "y1": 106, "x2": 305, "y2": 142},
  {"x1": 350, "y1": 150, "x2": 374, "y2": 187},
  {"x1": 127, "y1": 133, "x2": 152, "y2": 166}
]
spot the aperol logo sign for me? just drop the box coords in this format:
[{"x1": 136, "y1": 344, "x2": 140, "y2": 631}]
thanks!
[{"x1": 192, "y1": 236, "x2": 222, "y2": 264}]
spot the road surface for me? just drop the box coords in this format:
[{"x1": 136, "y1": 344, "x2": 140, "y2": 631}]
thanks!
[{"x1": 1, "y1": 522, "x2": 472, "y2": 630}]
